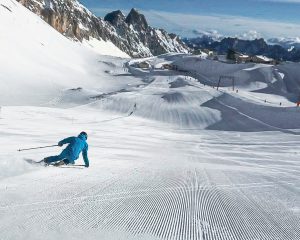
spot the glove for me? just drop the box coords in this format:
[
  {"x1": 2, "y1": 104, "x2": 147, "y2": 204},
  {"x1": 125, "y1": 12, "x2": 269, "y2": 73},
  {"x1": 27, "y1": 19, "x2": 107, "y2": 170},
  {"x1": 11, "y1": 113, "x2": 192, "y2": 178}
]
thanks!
[
  {"x1": 85, "y1": 164, "x2": 89, "y2": 168},
  {"x1": 58, "y1": 142, "x2": 63, "y2": 147}
]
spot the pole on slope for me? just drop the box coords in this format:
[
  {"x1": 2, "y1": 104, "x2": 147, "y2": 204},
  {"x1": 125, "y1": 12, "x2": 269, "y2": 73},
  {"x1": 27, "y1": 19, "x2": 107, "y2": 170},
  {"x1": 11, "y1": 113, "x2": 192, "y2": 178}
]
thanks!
[
  {"x1": 18, "y1": 145, "x2": 59, "y2": 152},
  {"x1": 217, "y1": 77, "x2": 221, "y2": 90}
]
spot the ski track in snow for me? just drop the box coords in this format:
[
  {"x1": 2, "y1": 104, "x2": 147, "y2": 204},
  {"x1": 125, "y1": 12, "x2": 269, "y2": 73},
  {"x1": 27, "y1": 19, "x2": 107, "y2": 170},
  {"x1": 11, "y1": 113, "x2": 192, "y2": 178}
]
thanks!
[
  {"x1": 1, "y1": 55, "x2": 300, "y2": 238},
  {"x1": 1, "y1": 5, "x2": 300, "y2": 237},
  {"x1": 0, "y1": 106, "x2": 300, "y2": 239}
]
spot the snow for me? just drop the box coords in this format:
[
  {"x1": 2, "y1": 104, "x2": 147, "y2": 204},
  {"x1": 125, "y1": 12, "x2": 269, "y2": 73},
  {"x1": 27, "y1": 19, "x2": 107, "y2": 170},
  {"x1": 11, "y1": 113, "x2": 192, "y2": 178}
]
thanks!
[
  {"x1": 1, "y1": 106, "x2": 300, "y2": 239},
  {"x1": 0, "y1": 1, "x2": 300, "y2": 239},
  {"x1": 243, "y1": 64, "x2": 272, "y2": 71},
  {"x1": 78, "y1": 22, "x2": 89, "y2": 31},
  {"x1": 256, "y1": 55, "x2": 273, "y2": 62},
  {"x1": 82, "y1": 37, "x2": 130, "y2": 58},
  {"x1": 278, "y1": 72, "x2": 285, "y2": 79},
  {"x1": 288, "y1": 46, "x2": 295, "y2": 52},
  {"x1": 0, "y1": 0, "x2": 130, "y2": 106}
]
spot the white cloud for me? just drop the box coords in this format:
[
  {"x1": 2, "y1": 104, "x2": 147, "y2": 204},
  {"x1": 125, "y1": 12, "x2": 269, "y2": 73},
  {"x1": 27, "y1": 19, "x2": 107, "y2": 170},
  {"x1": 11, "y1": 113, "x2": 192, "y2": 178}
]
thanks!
[
  {"x1": 236, "y1": 30, "x2": 262, "y2": 40},
  {"x1": 141, "y1": 10, "x2": 300, "y2": 39},
  {"x1": 192, "y1": 29, "x2": 223, "y2": 39}
]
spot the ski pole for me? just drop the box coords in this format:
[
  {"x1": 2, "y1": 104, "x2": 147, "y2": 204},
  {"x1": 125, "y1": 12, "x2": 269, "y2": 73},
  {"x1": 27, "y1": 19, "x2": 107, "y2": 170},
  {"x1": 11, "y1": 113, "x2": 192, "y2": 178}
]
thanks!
[{"x1": 17, "y1": 145, "x2": 59, "y2": 152}]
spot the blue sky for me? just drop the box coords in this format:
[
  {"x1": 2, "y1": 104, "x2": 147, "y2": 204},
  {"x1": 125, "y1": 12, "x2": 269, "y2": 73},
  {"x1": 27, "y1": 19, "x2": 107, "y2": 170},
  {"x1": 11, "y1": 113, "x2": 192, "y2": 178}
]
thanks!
[{"x1": 81, "y1": 0, "x2": 300, "y2": 39}]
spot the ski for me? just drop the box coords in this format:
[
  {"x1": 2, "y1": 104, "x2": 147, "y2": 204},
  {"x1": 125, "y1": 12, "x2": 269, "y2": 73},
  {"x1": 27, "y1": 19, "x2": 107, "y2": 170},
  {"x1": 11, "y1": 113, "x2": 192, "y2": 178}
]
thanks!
[
  {"x1": 24, "y1": 158, "x2": 45, "y2": 166},
  {"x1": 23, "y1": 159, "x2": 85, "y2": 168}
]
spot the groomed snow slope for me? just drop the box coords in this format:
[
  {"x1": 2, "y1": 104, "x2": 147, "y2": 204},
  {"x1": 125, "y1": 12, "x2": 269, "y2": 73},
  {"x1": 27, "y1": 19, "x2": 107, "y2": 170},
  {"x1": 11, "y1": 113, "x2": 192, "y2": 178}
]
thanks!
[
  {"x1": 1, "y1": 107, "x2": 300, "y2": 240},
  {"x1": 1, "y1": 52, "x2": 300, "y2": 239},
  {"x1": 1, "y1": 1, "x2": 300, "y2": 239}
]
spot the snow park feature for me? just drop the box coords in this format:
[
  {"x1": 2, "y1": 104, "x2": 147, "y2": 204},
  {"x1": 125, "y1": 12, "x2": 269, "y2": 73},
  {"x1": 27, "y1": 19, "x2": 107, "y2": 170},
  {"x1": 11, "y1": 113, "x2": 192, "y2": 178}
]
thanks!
[{"x1": 0, "y1": 0, "x2": 300, "y2": 240}]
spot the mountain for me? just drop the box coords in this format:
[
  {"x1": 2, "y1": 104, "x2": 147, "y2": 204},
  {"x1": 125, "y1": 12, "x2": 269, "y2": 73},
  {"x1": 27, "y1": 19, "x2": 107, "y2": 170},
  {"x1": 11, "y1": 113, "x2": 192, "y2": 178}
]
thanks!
[
  {"x1": 184, "y1": 37, "x2": 300, "y2": 62},
  {"x1": 16, "y1": 0, "x2": 189, "y2": 58},
  {"x1": 268, "y1": 37, "x2": 300, "y2": 51},
  {"x1": 104, "y1": 8, "x2": 189, "y2": 57}
]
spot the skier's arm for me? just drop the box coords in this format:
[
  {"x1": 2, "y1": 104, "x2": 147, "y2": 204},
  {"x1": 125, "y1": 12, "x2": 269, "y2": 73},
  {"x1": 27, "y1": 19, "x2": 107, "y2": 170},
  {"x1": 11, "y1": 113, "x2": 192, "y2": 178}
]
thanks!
[
  {"x1": 82, "y1": 145, "x2": 89, "y2": 168},
  {"x1": 58, "y1": 137, "x2": 74, "y2": 146}
]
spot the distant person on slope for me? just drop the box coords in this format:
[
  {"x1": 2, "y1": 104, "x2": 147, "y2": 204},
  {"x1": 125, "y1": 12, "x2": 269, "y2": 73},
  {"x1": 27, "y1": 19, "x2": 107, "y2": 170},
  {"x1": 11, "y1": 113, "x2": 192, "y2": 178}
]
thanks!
[{"x1": 43, "y1": 131, "x2": 89, "y2": 167}]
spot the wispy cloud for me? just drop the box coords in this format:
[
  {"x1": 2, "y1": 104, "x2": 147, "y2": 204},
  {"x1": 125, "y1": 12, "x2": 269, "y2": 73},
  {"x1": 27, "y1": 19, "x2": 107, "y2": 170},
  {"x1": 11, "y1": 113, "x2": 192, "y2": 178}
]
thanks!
[
  {"x1": 91, "y1": 7, "x2": 300, "y2": 39},
  {"x1": 141, "y1": 10, "x2": 300, "y2": 38}
]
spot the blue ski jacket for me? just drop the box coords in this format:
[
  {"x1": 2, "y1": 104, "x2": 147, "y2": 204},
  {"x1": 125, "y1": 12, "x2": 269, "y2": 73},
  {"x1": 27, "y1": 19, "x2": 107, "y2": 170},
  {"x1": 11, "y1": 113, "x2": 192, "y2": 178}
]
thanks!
[{"x1": 58, "y1": 133, "x2": 89, "y2": 167}]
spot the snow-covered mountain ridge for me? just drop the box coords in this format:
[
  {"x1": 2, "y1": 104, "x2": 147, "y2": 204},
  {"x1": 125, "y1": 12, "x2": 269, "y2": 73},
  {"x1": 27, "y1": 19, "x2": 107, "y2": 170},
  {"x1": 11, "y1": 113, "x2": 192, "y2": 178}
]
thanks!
[
  {"x1": 188, "y1": 31, "x2": 300, "y2": 50},
  {"x1": 268, "y1": 37, "x2": 300, "y2": 50},
  {"x1": 16, "y1": 0, "x2": 189, "y2": 57},
  {"x1": 184, "y1": 35, "x2": 300, "y2": 62},
  {"x1": 103, "y1": 9, "x2": 189, "y2": 57}
]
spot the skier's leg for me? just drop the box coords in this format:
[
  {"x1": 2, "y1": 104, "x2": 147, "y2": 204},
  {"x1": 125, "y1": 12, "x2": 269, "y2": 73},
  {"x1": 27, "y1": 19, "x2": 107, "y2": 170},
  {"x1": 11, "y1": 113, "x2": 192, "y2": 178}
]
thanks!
[
  {"x1": 44, "y1": 155, "x2": 61, "y2": 164},
  {"x1": 44, "y1": 152, "x2": 67, "y2": 164},
  {"x1": 53, "y1": 159, "x2": 73, "y2": 166},
  {"x1": 53, "y1": 160, "x2": 66, "y2": 166},
  {"x1": 62, "y1": 159, "x2": 75, "y2": 165},
  {"x1": 63, "y1": 159, "x2": 70, "y2": 165}
]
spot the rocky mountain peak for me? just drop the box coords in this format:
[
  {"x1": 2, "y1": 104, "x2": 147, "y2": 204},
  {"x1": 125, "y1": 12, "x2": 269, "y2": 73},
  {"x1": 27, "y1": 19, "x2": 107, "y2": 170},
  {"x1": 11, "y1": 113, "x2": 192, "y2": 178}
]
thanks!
[
  {"x1": 102, "y1": 7, "x2": 189, "y2": 57},
  {"x1": 125, "y1": 8, "x2": 148, "y2": 31},
  {"x1": 169, "y1": 33, "x2": 178, "y2": 40},
  {"x1": 104, "y1": 10, "x2": 125, "y2": 26},
  {"x1": 17, "y1": 0, "x2": 189, "y2": 58}
]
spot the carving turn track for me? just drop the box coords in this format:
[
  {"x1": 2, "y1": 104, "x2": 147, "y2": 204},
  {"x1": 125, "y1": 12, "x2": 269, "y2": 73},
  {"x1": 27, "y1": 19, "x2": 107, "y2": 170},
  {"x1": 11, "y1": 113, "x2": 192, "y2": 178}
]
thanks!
[{"x1": 0, "y1": 107, "x2": 299, "y2": 240}]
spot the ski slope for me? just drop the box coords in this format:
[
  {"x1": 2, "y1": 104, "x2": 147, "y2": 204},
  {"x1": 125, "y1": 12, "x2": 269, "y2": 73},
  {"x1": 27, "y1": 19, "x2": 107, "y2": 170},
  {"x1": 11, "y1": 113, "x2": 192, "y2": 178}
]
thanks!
[
  {"x1": 1, "y1": 106, "x2": 300, "y2": 240},
  {"x1": 1, "y1": 1, "x2": 300, "y2": 239}
]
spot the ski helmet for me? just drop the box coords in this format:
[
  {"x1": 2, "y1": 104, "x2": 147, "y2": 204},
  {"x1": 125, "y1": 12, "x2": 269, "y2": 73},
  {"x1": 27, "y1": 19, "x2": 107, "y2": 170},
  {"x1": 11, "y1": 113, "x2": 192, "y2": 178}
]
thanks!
[{"x1": 80, "y1": 131, "x2": 88, "y2": 140}]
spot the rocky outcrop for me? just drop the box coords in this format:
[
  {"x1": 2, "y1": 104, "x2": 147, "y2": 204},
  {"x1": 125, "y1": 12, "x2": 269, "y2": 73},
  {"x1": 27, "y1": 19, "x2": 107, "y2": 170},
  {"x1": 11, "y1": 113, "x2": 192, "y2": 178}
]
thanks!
[
  {"x1": 17, "y1": 0, "x2": 189, "y2": 57},
  {"x1": 104, "y1": 8, "x2": 189, "y2": 57},
  {"x1": 125, "y1": 8, "x2": 148, "y2": 32},
  {"x1": 104, "y1": 10, "x2": 125, "y2": 28}
]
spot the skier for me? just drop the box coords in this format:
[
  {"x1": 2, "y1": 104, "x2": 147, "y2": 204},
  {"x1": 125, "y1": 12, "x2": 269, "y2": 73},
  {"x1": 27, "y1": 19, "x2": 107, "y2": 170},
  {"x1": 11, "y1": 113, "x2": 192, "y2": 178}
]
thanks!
[{"x1": 43, "y1": 131, "x2": 89, "y2": 167}]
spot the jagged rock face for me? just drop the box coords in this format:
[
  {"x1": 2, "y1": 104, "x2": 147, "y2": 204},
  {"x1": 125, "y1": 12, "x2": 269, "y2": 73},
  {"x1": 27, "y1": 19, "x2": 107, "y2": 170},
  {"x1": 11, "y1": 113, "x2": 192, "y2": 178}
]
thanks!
[
  {"x1": 17, "y1": 0, "x2": 189, "y2": 57},
  {"x1": 104, "y1": 10, "x2": 125, "y2": 27},
  {"x1": 18, "y1": 0, "x2": 105, "y2": 41},
  {"x1": 104, "y1": 8, "x2": 189, "y2": 57},
  {"x1": 125, "y1": 8, "x2": 148, "y2": 32}
]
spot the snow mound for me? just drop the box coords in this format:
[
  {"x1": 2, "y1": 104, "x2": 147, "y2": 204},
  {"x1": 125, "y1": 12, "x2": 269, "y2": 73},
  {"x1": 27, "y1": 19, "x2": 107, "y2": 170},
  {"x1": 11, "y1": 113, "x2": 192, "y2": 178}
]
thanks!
[
  {"x1": 91, "y1": 78, "x2": 222, "y2": 128},
  {"x1": 161, "y1": 92, "x2": 186, "y2": 103},
  {"x1": 169, "y1": 78, "x2": 191, "y2": 88}
]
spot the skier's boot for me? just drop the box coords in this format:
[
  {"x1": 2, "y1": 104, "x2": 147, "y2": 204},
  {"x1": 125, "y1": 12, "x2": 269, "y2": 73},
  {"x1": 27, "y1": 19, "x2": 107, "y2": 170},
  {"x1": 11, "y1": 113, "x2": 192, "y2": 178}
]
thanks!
[
  {"x1": 38, "y1": 158, "x2": 49, "y2": 167},
  {"x1": 43, "y1": 159, "x2": 49, "y2": 167}
]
